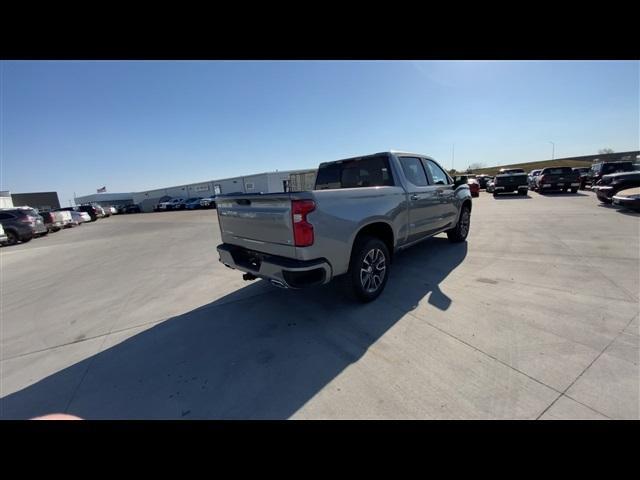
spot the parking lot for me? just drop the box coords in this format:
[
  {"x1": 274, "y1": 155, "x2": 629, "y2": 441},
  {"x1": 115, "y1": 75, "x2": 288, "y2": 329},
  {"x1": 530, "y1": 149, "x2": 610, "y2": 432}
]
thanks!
[{"x1": 1, "y1": 190, "x2": 638, "y2": 419}]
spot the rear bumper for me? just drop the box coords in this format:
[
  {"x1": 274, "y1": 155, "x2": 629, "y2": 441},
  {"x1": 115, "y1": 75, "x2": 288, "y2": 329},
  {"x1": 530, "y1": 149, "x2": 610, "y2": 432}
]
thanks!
[
  {"x1": 217, "y1": 243, "x2": 332, "y2": 289},
  {"x1": 493, "y1": 185, "x2": 527, "y2": 193},
  {"x1": 540, "y1": 182, "x2": 580, "y2": 190}
]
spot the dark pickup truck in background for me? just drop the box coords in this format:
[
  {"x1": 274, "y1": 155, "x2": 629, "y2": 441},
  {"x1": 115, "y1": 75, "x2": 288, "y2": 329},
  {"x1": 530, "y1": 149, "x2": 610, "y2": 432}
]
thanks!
[
  {"x1": 535, "y1": 167, "x2": 581, "y2": 193},
  {"x1": 492, "y1": 168, "x2": 528, "y2": 196}
]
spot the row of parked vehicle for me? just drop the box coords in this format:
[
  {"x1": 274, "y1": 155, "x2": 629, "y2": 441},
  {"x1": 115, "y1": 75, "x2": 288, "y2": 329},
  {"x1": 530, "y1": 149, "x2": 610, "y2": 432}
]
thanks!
[
  {"x1": 0, "y1": 203, "x2": 120, "y2": 246},
  {"x1": 465, "y1": 160, "x2": 640, "y2": 210},
  {"x1": 153, "y1": 196, "x2": 219, "y2": 211}
]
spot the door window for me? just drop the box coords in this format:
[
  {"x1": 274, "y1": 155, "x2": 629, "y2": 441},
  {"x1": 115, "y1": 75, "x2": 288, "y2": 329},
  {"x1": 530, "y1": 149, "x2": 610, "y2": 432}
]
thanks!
[
  {"x1": 398, "y1": 157, "x2": 429, "y2": 187},
  {"x1": 423, "y1": 159, "x2": 451, "y2": 185}
]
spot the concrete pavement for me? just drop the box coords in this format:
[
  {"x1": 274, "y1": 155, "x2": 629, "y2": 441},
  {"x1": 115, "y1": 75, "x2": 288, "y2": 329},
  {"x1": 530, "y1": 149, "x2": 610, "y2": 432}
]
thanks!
[{"x1": 1, "y1": 190, "x2": 638, "y2": 419}]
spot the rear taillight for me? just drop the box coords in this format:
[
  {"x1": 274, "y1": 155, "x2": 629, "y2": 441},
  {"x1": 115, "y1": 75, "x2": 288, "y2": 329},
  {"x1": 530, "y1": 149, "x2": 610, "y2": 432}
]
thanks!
[
  {"x1": 539, "y1": 175, "x2": 547, "y2": 183},
  {"x1": 292, "y1": 199, "x2": 315, "y2": 247},
  {"x1": 20, "y1": 216, "x2": 35, "y2": 224}
]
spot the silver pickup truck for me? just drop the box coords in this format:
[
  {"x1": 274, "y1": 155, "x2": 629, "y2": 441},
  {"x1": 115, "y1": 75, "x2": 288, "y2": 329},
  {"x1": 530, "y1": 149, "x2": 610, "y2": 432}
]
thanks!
[{"x1": 216, "y1": 151, "x2": 472, "y2": 302}]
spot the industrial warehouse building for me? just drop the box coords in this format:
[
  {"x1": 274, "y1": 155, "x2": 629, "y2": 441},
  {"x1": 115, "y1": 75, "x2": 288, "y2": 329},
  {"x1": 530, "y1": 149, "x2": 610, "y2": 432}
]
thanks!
[
  {"x1": 8, "y1": 191, "x2": 61, "y2": 211},
  {"x1": 75, "y1": 169, "x2": 317, "y2": 212}
]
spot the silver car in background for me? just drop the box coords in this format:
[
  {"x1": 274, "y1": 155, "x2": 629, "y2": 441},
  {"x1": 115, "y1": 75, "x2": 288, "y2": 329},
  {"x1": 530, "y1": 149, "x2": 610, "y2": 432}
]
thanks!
[{"x1": 71, "y1": 210, "x2": 91, "y2": 225}]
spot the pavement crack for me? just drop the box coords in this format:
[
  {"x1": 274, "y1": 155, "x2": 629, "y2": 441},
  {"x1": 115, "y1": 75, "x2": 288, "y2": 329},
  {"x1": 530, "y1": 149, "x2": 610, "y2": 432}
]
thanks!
[{"x1": 534, "y1": 313, "x2": 637, "y2": 420}]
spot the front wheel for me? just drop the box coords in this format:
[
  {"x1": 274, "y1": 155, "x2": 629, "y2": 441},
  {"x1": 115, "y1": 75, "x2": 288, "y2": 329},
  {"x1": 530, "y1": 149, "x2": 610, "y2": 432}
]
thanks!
[
  {"x1": 447, "y1": 205, "x2": 471, "y2": 243},
  {"x1": 343, "y1": 236, "x2": 390, "y2": 302}
]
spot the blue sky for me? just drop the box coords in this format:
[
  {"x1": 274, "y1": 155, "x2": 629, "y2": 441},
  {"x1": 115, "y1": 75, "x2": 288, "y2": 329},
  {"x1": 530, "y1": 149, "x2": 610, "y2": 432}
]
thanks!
[{"x1": 1, "y1": 60, "x2": 638, "y2": 206}]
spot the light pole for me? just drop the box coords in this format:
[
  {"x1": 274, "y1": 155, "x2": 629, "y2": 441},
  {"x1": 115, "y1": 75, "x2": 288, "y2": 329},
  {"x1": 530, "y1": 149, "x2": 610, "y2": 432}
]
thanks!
[
  {"x1": 452, "y1": 144, "x2": 455, "y2": 171},
  {"x1": 549, "y1": 141, "x2": 555, "y2": 160}
]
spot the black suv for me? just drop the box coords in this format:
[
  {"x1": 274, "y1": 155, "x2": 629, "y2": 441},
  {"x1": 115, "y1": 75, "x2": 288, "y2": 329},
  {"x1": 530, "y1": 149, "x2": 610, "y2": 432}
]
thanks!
[
  {"x1": 0, "y1": 208, "x2": 45, "y2": 245},
  {"x1": 584, "y1": 161, "x2": 635, "y2": 189}
]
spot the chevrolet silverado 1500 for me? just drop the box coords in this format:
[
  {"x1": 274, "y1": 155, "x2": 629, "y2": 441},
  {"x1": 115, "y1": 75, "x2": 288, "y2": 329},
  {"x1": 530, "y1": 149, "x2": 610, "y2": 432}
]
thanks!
[{"x1": 216, "y1": 151, "x2": 472, "y2": 302}]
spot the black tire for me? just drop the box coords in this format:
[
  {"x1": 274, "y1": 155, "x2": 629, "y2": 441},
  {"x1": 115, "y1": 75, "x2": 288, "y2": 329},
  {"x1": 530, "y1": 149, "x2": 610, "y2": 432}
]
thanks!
[
  {"x1": 447, "y1": 204, "x2": 471, "y2": 243},
  {"x1": 493, "y1": 192, "x2": 498, "y2": 197},
  {"x1": 5, "y1": 230, "x2": 18, "y2": 245},
  {"x1": 571, "y1": 188, "x2": 578, "y2": 193},
  {"x1": 21, "y1": 235, "x2": 32, "y2": 243},
  {"x1": 343, "y1": 236, "x2": 390, "y2": 303}
]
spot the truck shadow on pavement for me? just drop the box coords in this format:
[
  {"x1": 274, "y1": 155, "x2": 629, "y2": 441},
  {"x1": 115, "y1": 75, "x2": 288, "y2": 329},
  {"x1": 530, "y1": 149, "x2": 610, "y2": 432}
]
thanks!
[{"x1": 1, "y1": 237, "x2": 466, "y2": 420}]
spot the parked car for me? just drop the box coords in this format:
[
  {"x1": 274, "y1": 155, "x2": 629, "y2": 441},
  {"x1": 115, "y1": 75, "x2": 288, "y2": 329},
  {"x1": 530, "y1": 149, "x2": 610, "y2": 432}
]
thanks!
[
  {"x1": 99, "y1": 205, "x2": 111, "y2": 217},
  {"x1": 76, "y1": 205, "x2": 100, "y2": 221},
  {"x1": 184, "y1": 197, "x2": 203, "y2": 210},
  {"x1": 486, "y1": 180, "x2": 495, "y2": 193},
  {"x1": 492, "y1": 169, "x2": 528, "y2": 196},
  {"x1": 52, "y1": 208, "x2": 76, "y2": 227},
  {"x1": 535, "y1": 167, "x2": 581, "y2": 193},
  {"x1": 612, "y1": 187, "x2": 640, "y2": 212},
  {"x1": 468, "y1": 178, "x2": 480, "y2": 197},
  {"x1": 109, "y1": 206, "x2": 117, "y2": 215},
  {"x1": 123, "y1": 204, "x2": 141, "y2": 213},
  {"x1": 216, "y1": 151, "x2": 472, "y2": 302},
  {"x1": 39, "y1": 211, "x2": 64, "y2": 232},
  {"x1": 593, "y1": 171, "x2": 640, "y2": 204},
  {"x1": 175, "y1": 197, "x2": 201, "y2": 210},
  {"x1": 584, "y1": 161, "x2": 635, "y2": 189},
  {"x1": 572, "y1": 167, "x2": 591, "y2": 189},
  {"x1": 528, "y1": 169, "x2": 542, "y2": 190},
  {"x1": 153, "y1": 196, "x2": 172, "y2": 212},
  {"x1": 200, "y1": 196, "x2": 218, "y2": 209},
  {"x1": 71, "y1": 210, "x2": 91, "y2": 224},
  {"x1": 0, "y1": 208, "x2": 43, "y2": 244},
  {"x1": 475, "y1": 175, "x2": 493, "y2": 189},
  {"x1": 157, "y1": 198, "x2": 185, "y2": 211},
  {"x1": 0, "y1": 223, "x2": 7, "y2": 245}
]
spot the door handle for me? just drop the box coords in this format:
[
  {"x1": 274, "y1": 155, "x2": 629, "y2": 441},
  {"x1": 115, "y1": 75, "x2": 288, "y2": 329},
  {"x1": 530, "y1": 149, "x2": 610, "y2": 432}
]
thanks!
[{"x1": 410, "y1": 194, "x2": 419, "y2": 201}]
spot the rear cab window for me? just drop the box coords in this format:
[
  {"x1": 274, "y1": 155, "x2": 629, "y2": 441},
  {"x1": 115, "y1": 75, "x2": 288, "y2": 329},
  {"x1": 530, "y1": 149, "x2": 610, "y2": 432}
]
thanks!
[
  {"x1": 315, "y1": 154, "x2": 395, "y2": 190},
  {"x1": 543, "y1": 167, "x2": 574, "y2": 175}
]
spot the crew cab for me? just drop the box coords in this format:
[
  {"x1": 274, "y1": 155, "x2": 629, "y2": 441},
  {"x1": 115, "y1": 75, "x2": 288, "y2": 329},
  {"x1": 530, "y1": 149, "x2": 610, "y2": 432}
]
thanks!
[
  {"x1": 216, "y1": 151, "x2": 472, "y2": 302},
  {"x1": 535, "y1": 167, "x2": 580, "y2": 193},
  {"x1": 492, "y1": 168, "x2": 528, "y2": 196}
]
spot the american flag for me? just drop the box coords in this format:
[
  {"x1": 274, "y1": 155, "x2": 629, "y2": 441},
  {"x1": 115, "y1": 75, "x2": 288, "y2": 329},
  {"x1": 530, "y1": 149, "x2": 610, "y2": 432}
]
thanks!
[{"x1": 97, "y1": 186, "x2": 106, "y2": 193}]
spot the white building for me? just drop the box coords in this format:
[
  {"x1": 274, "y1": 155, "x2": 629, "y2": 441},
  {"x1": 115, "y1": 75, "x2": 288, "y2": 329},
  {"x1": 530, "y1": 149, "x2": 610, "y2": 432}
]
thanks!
[
  {"x1": 0, "y1": 191, "x2": 14, "y2": 209},
  {"x1": 74, "y1": 192, "x2": 135, "y2": 208},
  {"x1": 75, "y1": 169, "x2": 315, "y2": 213}
]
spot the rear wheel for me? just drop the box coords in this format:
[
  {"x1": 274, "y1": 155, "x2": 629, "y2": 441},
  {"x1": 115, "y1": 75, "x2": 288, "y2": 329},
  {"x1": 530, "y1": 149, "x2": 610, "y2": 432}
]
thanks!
[
  {"x1": 6, "y1": 230, "x2": 18, "y2": 245},
  {"x1": 571, "y1": 188, "x2": 578, "y2": 193},
  {"x1": 343, "y1": 236, "x2": 390, "y2": 302},
  {"x1": 21, "y1": 235, "x2": 32, "y2": 243},
  {"x1": 447, "y1": 205, "x2": 471, "y2": 243}
]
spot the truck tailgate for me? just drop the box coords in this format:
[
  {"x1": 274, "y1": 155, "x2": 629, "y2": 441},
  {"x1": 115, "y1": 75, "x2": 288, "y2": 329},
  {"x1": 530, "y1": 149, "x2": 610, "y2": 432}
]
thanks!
[{"x1": 217, "y1": 194, "x2": 297, "y2": 256}]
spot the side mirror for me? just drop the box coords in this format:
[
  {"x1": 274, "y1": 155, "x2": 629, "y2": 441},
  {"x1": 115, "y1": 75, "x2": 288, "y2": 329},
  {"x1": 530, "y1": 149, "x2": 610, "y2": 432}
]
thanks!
[{"x1": 454, "y1": 175, "x2": 468, "y2": 187}]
